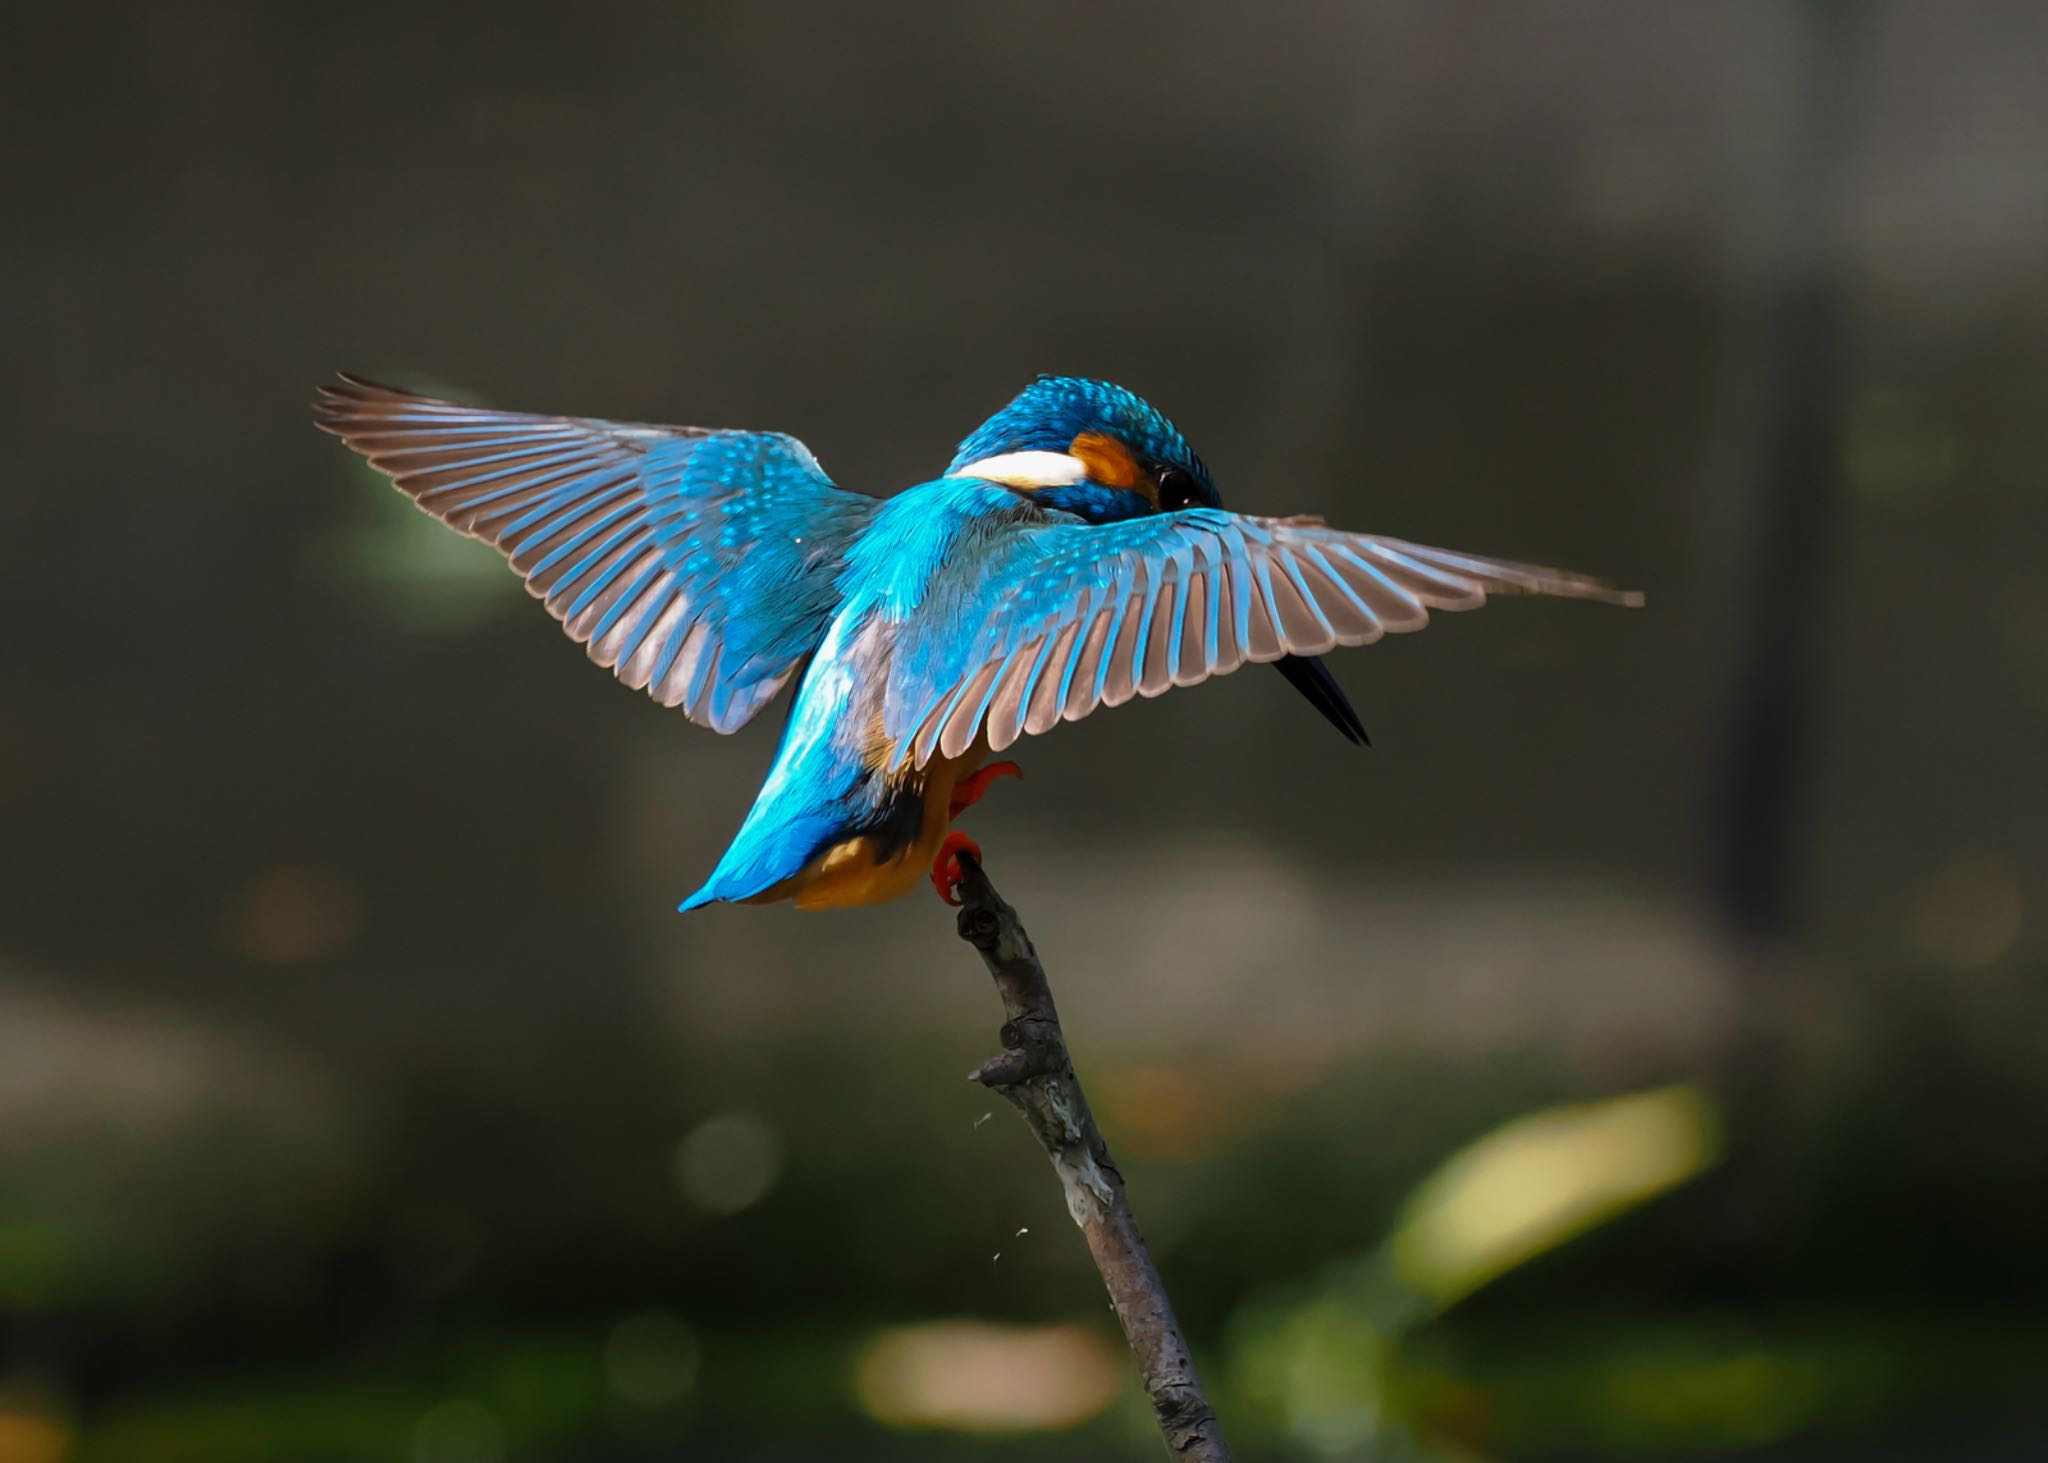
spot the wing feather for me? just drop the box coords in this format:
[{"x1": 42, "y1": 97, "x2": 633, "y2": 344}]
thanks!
[
  {"x1": 316, "y1": 375, "x2": 878, "y2": 733},
  {"x1": 885, "y1": 508, "x2": 1637, "y2": 768},
  {"x1": 1027, "y1": 621, "x2": 1084, "y2": 736},
  {"x1": 1103, "y1": 585, "x2": 1147, "y2": 707},
  {"x1": 1212, "y1": 559, "x2": 1246, "y2": 675},
  {"x1": 1064, "y1": 607, "x2": 1113, "y2": 723}
]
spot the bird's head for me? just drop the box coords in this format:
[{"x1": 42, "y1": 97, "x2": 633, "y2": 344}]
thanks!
[{"x1": 949, "y1": 376, "x2": 1220, "y2": 522}]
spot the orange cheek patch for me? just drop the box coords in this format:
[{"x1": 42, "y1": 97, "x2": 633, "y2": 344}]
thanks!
[{"x1": 1069, "y1": 432, "x2": 1154, "y2": 503}]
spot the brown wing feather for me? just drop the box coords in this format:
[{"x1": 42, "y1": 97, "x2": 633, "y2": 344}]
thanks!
[{"x1": 904, "y1": 514, "x2": 1638, "y2": 766}]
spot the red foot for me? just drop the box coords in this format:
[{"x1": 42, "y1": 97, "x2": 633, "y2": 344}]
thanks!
[
  {"x1": 948, "y1": 761, "x2": 1023, "y2": 819},
  {"x1": 931, "y1": 830, "x2": 982, "y2": 906}
]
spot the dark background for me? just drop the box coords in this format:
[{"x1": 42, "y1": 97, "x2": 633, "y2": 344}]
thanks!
[{"x1": 3, "y1": 3, "x2": 2045, "y2": 1460}]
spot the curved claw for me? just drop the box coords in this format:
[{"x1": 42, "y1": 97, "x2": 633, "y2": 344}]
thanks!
[
  {"x1": 930, "y1": 830, "x2": 982, "y2": 906},
  {"x1": 948, "y1": 760, "x2": 1023, "y2": 820}
]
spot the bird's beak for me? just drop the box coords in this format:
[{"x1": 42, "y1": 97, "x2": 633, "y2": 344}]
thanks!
[{"x1": 1275, "y1": 654, "x2": 1369, "y2": 746}]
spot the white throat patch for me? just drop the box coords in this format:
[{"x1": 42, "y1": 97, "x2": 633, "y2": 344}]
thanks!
[{"x1": 954, "y1": 450, "x2": 1088, "y2": 489}]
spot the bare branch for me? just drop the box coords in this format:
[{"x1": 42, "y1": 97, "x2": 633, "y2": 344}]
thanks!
[{"x1": 952, "y1": 855, "x2": 1231, "y2": 1460}]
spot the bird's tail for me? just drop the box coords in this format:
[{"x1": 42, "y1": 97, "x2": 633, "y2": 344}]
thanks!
[{"x1": 675, "y1": 812, "x2": 841, "y2": 913}]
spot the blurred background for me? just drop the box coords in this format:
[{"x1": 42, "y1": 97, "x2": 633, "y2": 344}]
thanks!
[{"x1": 4, "y1": 3, "x2": 2045, "y2": 1460}]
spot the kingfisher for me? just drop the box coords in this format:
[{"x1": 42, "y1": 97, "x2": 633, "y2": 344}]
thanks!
[{"x1": 317, "y1": 374, "x2": 1639, "y2": 910}]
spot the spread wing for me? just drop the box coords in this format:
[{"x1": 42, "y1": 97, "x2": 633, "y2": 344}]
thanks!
[
  {"x1": 316, "y1": 376, "x2": 879, "y2": 732},
  {"x1": 885, "y1": 508, "x2": 1639, "y2": 767}
]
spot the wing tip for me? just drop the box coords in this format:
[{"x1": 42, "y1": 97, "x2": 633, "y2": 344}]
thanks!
[
  {"x1": 1497, "y1": 570, "x2": 1644, "y2": 610},
  {"x1": 325, "y1": 370, "x2": 418, "y2": 398},
  {"x1": 312, "y1": 371, "x2": 459, "y2": 429},
  {"x1": 312, "y1": 371, "x2": 425, "y2": 434}
]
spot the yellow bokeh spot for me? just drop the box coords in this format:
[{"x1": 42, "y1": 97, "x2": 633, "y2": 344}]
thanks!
[
  {"x1": 0, "y1": 1407, "x2": 71, "y2": 1463},
  {"x1": 1393, "y1": 1085, "x2": 1721, "y2": 1306},
  {"x1": 854, "y1": 1322, "x2": 1122, "y2": 1433}
]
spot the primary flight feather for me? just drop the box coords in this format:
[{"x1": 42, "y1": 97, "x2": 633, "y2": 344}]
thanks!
[{"x1": 317, "y1": 374, "x2": 1638, "y2": 910}]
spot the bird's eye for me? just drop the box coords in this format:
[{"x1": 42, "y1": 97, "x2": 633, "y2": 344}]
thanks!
[{"x1": 1156, "y1": 466, "x2": 1199, "y2": 511}]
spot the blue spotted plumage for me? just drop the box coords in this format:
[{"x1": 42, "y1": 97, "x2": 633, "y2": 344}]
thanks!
[{"x1": 318, "y1": 373, "x2": 1639, "y2": 910}]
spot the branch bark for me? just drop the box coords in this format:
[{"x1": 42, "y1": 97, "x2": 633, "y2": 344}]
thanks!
[{"x1": 952, "y1": 855, "x2": 1231, "y2": 1461}]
